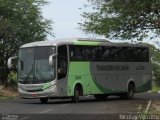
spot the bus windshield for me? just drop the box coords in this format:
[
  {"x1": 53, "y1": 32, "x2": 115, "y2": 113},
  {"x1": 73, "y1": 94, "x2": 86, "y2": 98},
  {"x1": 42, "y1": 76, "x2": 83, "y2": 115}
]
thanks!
[{"x1": 18, "y1": 46, "x2": 56, "y2": 84}]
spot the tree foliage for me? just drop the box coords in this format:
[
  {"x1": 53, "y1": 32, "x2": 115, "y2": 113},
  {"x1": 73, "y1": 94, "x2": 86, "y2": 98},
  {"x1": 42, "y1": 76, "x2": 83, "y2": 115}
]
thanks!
[
  {"x1": 80, "y1": 0, "x2": 160, "y2": 41},
  {"x1": 140, "y1": 43, "x2": 160, "y2": 86},
  {"x1": 152, "y1": 62, "x2": 160, "y2": 86},
  {"x1": 0, "y1": 0, "x2": 53, "y2": 84},
  {"x1": 148, "y1": 44, "x2": 160, "y2": 86}
]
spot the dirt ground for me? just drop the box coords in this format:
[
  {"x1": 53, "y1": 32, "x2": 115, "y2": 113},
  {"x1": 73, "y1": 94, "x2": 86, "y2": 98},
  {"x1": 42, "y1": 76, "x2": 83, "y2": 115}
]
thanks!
[
  {"x1": 0, "y1": 85, "x2": 18, "y2": 98},
  {"x1": 150, "y1": 100, "x2": 160, "y2": 114}
]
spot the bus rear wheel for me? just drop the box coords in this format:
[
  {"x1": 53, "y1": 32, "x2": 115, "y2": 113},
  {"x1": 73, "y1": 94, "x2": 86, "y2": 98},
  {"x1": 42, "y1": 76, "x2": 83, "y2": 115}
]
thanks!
[
  {"x1": 120, "y1": 83, "x2": 135, "y2": 99},
  {"x1": 40, "y1": 98, "x2": 48, "y2": 104},
  {"x1": 71, "y1": 86, "x2": 80, "y2": 103}
]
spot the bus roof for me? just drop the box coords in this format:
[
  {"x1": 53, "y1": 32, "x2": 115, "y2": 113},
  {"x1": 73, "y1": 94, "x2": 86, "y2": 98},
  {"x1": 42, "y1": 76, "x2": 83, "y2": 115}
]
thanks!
[{"x1": 20, "y1": 38, "x2": 147, "y2": 48}]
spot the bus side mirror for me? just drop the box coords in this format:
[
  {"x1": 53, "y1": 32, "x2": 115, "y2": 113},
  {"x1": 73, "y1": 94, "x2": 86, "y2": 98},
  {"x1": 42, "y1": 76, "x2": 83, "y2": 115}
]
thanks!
[
  {"x1": 49, "y1": 54, "x2": 57, "y2": 65},
  {"x1": 7, "y1": 56, "x2": 18, "y2": 69}
]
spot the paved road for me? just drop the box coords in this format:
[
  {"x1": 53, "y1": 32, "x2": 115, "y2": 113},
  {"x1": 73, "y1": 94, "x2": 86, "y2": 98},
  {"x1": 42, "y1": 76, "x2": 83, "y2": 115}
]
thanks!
[{"x1": 0, "y1": 92, "x2": 159, "y2": 120}]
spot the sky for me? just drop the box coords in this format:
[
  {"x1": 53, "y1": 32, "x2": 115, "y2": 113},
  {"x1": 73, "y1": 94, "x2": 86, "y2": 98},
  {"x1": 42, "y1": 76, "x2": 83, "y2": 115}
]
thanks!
[
  {"x1": 42, "y1": 0, "x2": 94, "y2": 40},
  {"x1": 42, "y1": 0, "x2": 160, "y2": 48}
]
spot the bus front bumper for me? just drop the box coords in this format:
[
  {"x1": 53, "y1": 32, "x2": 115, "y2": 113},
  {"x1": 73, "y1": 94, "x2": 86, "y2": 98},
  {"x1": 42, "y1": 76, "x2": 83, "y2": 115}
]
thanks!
[{"x1": 18, "y1": 85, "x2": 58, "y2": 99}]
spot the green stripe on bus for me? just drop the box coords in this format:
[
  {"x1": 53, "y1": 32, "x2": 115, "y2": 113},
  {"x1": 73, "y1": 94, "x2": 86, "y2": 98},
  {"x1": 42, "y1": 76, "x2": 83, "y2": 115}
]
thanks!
[
  {"x1": 74, "y1": 41, "x2": 100, "y2": 45},
  {"x1": 136, "y1": 80, "x2": 152, "y2": 92},
  {"x1": 67, "y1": 62, "x2": 112, "y2": 96}
]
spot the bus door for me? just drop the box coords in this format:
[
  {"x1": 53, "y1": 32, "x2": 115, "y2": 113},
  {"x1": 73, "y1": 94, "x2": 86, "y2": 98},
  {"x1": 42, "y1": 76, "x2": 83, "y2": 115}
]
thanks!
[{"x1": 57, "y1": 45, "x2": 68, "y2": 96}]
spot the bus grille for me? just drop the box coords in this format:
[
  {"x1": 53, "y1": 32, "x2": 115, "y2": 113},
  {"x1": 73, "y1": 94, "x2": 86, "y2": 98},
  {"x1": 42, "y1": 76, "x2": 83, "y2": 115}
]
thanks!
[{"x1": 26, "y1": 89, "x2": 43, "y2": 92}]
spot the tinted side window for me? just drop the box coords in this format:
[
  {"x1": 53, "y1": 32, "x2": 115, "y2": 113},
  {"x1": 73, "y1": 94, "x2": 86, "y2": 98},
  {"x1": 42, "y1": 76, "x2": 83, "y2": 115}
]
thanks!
[
  {"x1": 101, "y1": 46, "x2": 130, "y2": 62},
  {"x1": 69, "y1": 45, "x2": 101, "y2": 61},
  {"x1": 130, "y1": 47, "x2": 149, "y2": 62},
  {"x1": 69, "y1": 45, "x2": 149, "y2": 62}
]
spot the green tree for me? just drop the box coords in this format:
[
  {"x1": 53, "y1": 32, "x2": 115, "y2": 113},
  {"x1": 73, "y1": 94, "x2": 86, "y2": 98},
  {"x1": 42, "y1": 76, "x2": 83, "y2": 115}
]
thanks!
[
  {"x1": 148, "y1": 44, "x2": 160, "y2": 86},
  {"x1": 80, "y1": 0, "x2": 160, "y2": 41},
  {"x1": 0, "y1": 0, "x2": 53, "y2": 85}
]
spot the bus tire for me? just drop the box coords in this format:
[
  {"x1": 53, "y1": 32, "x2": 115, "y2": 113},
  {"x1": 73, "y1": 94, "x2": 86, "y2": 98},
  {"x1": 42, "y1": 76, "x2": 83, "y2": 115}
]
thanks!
[
  {"x1": 40, "y1": 98, "x2": 48, "y2": 104},
  {"x1": 71, "y1": 86, "x2": 80, "y2": 103},
  {"x1": 120, "y1": 83, "x2": 135, "y2": 99}
]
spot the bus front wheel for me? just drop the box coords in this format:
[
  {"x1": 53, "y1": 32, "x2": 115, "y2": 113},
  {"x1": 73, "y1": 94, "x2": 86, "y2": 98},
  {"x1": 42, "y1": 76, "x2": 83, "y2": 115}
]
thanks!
[
  {"x1": 40, "y1": 98, "x2": 48, "y2": 104},
  {"x1": 71, "y1": 86, "x2": 80, "y2": 103}
]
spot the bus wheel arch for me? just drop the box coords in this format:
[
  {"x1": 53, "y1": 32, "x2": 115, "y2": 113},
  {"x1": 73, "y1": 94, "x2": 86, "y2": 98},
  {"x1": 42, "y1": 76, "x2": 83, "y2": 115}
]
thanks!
[
  {"x1": 127, "y1": 81, "x2": 135, "y2": 99},
  {"x1": 71, "y1": 83, "x2": 83, "y2": 103},
  {"x1": 120, "y1": 81, "x2": 135, "y2": 99},
  {"x1": 128, "y1": 81, "x2": 135, "y2": 91}
]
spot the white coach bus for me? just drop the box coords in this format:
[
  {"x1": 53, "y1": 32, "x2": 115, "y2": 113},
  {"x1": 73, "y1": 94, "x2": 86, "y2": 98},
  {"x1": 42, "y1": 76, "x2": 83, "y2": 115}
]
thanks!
[{"x1": 8, "y1": 38, "x2": 152, "y2": 103}]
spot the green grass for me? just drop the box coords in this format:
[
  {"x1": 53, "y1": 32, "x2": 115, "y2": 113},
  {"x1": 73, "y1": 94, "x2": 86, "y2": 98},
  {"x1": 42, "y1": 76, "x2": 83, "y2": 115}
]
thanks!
[
  {"x1": 0, "y1": 95, "x2": 15, "y2": 100},
  {"x1": 151, "y1": 85, "x2": 160, "y2": 93},
  {"x1": 0, "y1": 85, "x2": 18, "y2": 101}
]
